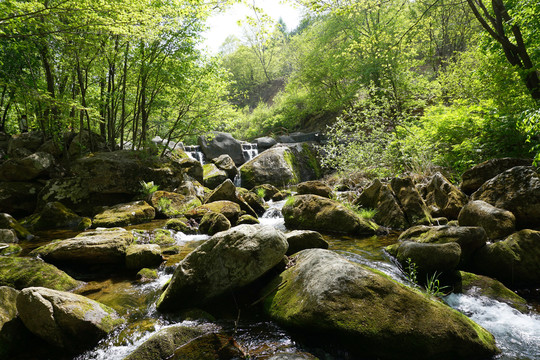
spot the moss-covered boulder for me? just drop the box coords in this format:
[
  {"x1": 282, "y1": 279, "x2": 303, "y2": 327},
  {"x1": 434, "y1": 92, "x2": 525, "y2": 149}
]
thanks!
[
  {"x1": 251, "y1": 184, "x2": 280, "y2": 201},
  {"x1": 0, "y1": 151, "x2": 55, "y2": 181},
  {"x1": 296, "y1": 180, "x2": 333, "y2": 198},
  {"x1": 459, "y1": 272, "x2": 527, "y2": 311},
  {"x1": 262, "y1": 249, "x2": 499, "y2": 360},
  {"x1": 0, "y1": 213, "x2": 33, "y2": 240},
  {"x1": 93, "y1": 201, "x2": 155, "y2": 227},
  {"x1": 136, "y1": 268, "x2": 159, "y2": 282},
  {"x1": 461, "y1": 158, "x2": 532, "y2": 195},
  {"x1": 0, "y1": 182, "x2": 43, "y2": 218},
  {"x1": 150, "y1": 191, "x2": 201, "y2": 218},
  {"x1": 148, "y1": 228, "x2": 176, "y2": 245},
  {"x1": 236, "y1": 214, "x2": 260, "y2": 225},
  {"x1": 125, "y1": 244, "x2": 163, "y2": 271},
  {"x1": 30, "y1": 228, "x2": 134, "y2": 268},
  {"x1": 157, "y1": 225, "x2": 288, "y2": 311},
  {"x1": 420, "y1": 172, "x2": 468, "y2": 220},
  {"x1": 458, "y1": 200, "x2": 515, "y2": 240},
  {"x1": 203, "y1": 163, "x2": 228, "y2": 189},
  {"x1": 165, "y1": 218, "x2": 197, "y2": 234},
  {"x1": 354, "y1": 179, "x2": 408, "y2": 229},
  {"x1": 0, "y1": 286, "x2": 19, "y2": 329},
  {"x1": 0, "y1": 244, "x2": 21, "y2": 256},
  {"x1": 168, "y1": 332, "x2": 246, "y2": 360},
  {"x1": 187, "y1": 200, "x2": 242, "y2": 225},
  {"x1": 21, "y1": 201, "x2": 90, "y2": 231},
  {"x1": 390, "y1": 177, "x2": 432, "y2": 226},
  {"x1": 282, "y1": 195, "x2": 378, "y2": 236},
  {"x1": 213, "y1": 154, "x2": 239, "y2": 180},
  {"x1": 204, "y1": 179, "x2": 258, "y2": 218},
  {"x1": 16, "y1": 287, "x2": 123, "y2": 352},
  {"x1": 238, "y1": 190, "x2": 266, "y2": 216},
  {"x1": 199, "y1": 211, "x2": 231, "y2": 236},
  {"x1": 0, "y1": 257, "x2": 81, "y2": 291},
  {"x1": 472, "y1": 229, "x2": 540, "y2": 287},
  {"x1": 285, "y1": 230, "x2": 328, "y2": 256},
  {"x1": 471, "y1": 166, "x2": 540, "y2": 228}
]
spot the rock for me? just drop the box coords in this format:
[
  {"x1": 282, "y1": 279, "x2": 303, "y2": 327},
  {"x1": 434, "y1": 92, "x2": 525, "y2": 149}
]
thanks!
[
  {"x1": 282, "y1": 195, "x2": 378, "y2": 236},
  {"x1": 461, "y1": 158, "x2": 532, "y2": 195},
  {"x1": 471, "y1": 166, "x2": 540, "y2": 228},
  {"x1": 7, "y1": 132, "x2": 43, "y2": 157},
  {"x1": 165, "y1": 218, "x2": 198, "y2": 234},
  {"x1": 255, "y1": 137, "x2": 277, "y2": 152},
  {"x1": 67, "y1": 130, "x2": 108, "y2": 158},
  {"x1": 136, "y1": 268, "x2": 158, "y2": 282},
  {"x1": 168, "y1": 332, "x2": 246, "y2": 360},
  {"x1": 199, "y1": 211, "x2": 231, "y2": 235},
  {"x1": 16, "y1": 287, "x2": 123, "y2": 351},
  {"x1": 238, "y1": 191, "x2": 266, "y2": 216},
  {"x1": 198, "y1": 132, "x2": 245, "y2": 165},
  {"x1": 213, "y1": 154, "x2": 239, "y2": 180},
  {"x1": 296, "y1": 180, "x2": 333, "y2": 198},
  {"x1": 187, "y1": 201, "x2": 242, "y2": 225},
  {"x1": 21, "y1": 201, "x2": 90, "y2": 231},
  {"x1": 37, "y1": 139, "x2": 62, "y2": 158},
  {"x1": 0, "y1": 151, "x2": 55, "y2": 181},
  {"x1": 459, "y1": 272, "x2": 527, "y2": 311},
  {"x1": 149, "y1": 229, "x2": 176, "y2": 245},
  {"x1": 30, "y1": 228, "x2": 134, "y2": 268},
  {"x1": 458, "y1": 200, "x2": 516, "y2": 240},
  {"x1": 176, "y1": 179, "x2": 206, "y2": 199},
  {"x1": 0, "y1": 182, "x2": 43, "y2": 218},
  {"x1": 126, "y1": 244, "x2": 163, "y2": 271},
  {"x1": 354, "y1": 179, "x2": 408, "y2": 229},
  {"x1": 387, "y1": 241, "x2": 462, "y2": 275},
  {"x1": 203, "y1": 163, "x2": 228, "y2": 189},
  {"x1": 0, "y1": 257, "x2": 81, "y2": 291},
  {"x1": 472, "y1": 229, "x2": 540, "y2": 287},
  {"x1": 93, "y1": 201, "x2": 155, "y2": 227},
  {"x1": 285, "y1": 230, "x2": 328, "y2": 255},
  {"x1": 150, "y1": 191, "x2": 201, "y2": 218},
  {"x1": 0, "y1": 286, "x2": 19, "y2": 329},
  {"x1": 398, "y1": 225, "x2": 487, "y2": 266},
  {"x1": 421, "y1": 172, "x2": 468, "y2": 220},
  {"x1": 251, "y1": 184, "x2": 280, "y2": 201},
  {"x1": 204, "y1": 179, "x2": 257, "y2": 218},
  {"x1": 0, "y1": 213, "x2": 33, "y2": 240},
  {"x1": 272, "y1": 191, "x2": 288, "y2": 201},
  {"x1": 157, "y1": 225, "x2": 288, "y2": 311},
  {"x1": 391, "y1": 177, "x2": 432, "y2": 226},
  {"x1": 0, "y1": 229, "x2": 17, "y2": 243},
  {"x1": 123, "y1": 325, "x2": 205, "y2": 360},
  {"x1": 262, "y1": 249, "x2": 499, "y2": 359},
  {"x1": 236, "y1": 214, "x2": 260, "y2": 225}
]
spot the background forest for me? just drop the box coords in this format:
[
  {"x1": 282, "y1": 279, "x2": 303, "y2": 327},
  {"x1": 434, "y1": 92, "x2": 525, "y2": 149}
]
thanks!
[{"x1": 1, "y1": 0, "x2": 539, "y2": 178}]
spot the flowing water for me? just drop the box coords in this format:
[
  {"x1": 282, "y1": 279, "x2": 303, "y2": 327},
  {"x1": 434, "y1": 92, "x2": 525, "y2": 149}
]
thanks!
[{"x1": 12, "y1": 200, "x2": 540, "y2": 359}]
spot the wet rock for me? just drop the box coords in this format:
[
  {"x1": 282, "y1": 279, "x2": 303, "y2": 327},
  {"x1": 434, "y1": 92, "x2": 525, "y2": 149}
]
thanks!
[
  {"x1": 238, "y1": 190, "x2": 266, "y2": 216},
  {"x1": 0, "y1": 213, "x2": 33, "y2": 240},
  {"x1": 285, "y1": 230, "x2": 328, "y2": 256},
  {"x1": 16, "y1": 287, "x2": 123, "y2": 351},
  {"x1": 0, "y1": 182, "x2": 43, "y2": 218},
  {"x1": 458, "y1": 200, "x2": 515, "y2": 240},
  {"x1": 391, "y1": 177, "x2": 432, "y2": 226},
  {"x1": 150, "y1": 191, "x2": 201, "y2": 218},
  {"x1": 203, "y1": 163, "x2": 228, "y2": 189},
  {"x1": 262, "y1": 249, "x2": 499, "y2": 359},
  {"x1": 199, "y1": 132, "x2": 245, "y2": 166},
  {"x1": 0, "y1": 257, "x2": 82, "y2": 291},
  {"x1": 169, "y1": 332, "x2": 246, "y2": 360},
  {"x1": 165, "y1": 218, "x2": 198, "y2": 234},
  {"x1": 0, "y1": 244, "x2": 21, "y2": 256},
  {"x1": 126, "y1": 244, "x2": 163, "y2": 271},
  {"x1": 199, "y1": 211, "x2": 231, "y2": 236},
  {"x1": 187, "y1": 201, "x2": 242, "y2": 225},
  {"x1": 136, "y1": 268, "x2": 159, "y2": 282},
  {"x1": 93, "y1": 201, "x2": 155, "y2": 227},
  {"x1": 0, "y1": 151, "x2": 55, "y2": 181},
  {"x1": 148, "y1": 229, "x2": 176, "y2": 245},
  {"x1": 472, "y1": 229, "x2": 540, "y2": 287},
  {"x1": 213, "y1": 154, "x2": 239, "y2": 180},
  {"x1": 21, "y1": 201, "x2": 90, "y2": 231},
  {"x1": 387, "y1": 241, "x2": 461, "y2": 276},
  {"x1": 157, "y1": 225, "x2": 288, "y2": 311},
  {"x1": 461, "y1": 158, "x2": 532, "y2": 195},
  {"x1": 471, "y1": 166, "x2": 540, "y2": 229},
  {"x1": 296, "y1": 180, "x2": 333, "y2": 198},
  {"x1": 282, "y1": 195, "x2": 378, "y2": 236},
  {"x1": 421, "y1": 173, "x2": 468, "y2": 220},
  {"x1": 236, "y1": 214, "x2": 260, "y2": 225}
]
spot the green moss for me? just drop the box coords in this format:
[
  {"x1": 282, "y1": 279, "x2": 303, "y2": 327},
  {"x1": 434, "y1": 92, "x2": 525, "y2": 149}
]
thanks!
[
  {"x1": 460, "y1": 271, "x2": 527, "y2": 311},
  {"x1": 0, "y1": 244, "x2": 22, "y2": 256},
  {"x1": 283, "y1": 150, "x2": 301, "y2": 185},
  {"x1": 301, "y1": 143, "x2": 322, "y2": 179},
  {"x1": 152, "y1": 229, "x2": 176, "y2": 245}
]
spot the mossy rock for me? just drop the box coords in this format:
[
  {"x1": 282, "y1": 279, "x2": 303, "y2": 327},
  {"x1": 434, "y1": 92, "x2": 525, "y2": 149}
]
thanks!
[
  {"x1": 239, "y1": 147, "x2": 302, "y2": 189},
  {"x1": 168, "y1": 332, "x2": 245, "y2": 360},
  {"x1": 237, "y1": 214, "x2": 260, "y2": 225},
  {"x1": 126, "y1": 244, "x2": 163, "y2": 271},
  {"x1": 186, "y1": 201, "x2": 242, "y2": 224},
  {"x1": 21, "y1": 201, "x2": 89, "y2": 231},
  {"x1": 199, "y1": 211, "x2": 231, "y2": 236},
  {"x1": 93, "y1": 201, "x2": 155, "y2": 227},
  {"x1": 150, "y1": 191, "x2": 201, "y2": 218},
  {"x1": 0, "y1": 243, "x2": 22, "y2": 256},
  {"x1": 136, "y1": 268, "x2": 159, "y2": 282},
  {"x1": 202, "y1": 163, "x2": 228, "y2": 189},
  {"x1": 165, "y1": 218, "x2": 197, "y2": 235},
  {"x1": 0, "y1": 213, "x2": 33, "y2": 240},
  {"x1": 151, "y1": 229, "x2": 176, "y2": 246},
  {"x1": 0, "y1": 257, "x2": 82, "y2": 291}
]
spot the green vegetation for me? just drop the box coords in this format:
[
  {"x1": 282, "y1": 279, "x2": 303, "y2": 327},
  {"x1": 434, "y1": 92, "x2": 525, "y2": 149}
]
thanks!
[
  {"x1": 139, "y1": 181, "x2": 159, "y2": 201},
  {"x1": 256, "y1": 188, "x2": 266, "y2": 200}
]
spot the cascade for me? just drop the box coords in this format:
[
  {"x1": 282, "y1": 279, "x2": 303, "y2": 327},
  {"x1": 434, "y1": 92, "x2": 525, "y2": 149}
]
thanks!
[
  {"x1": 242, "y1": 143, "x2": 258, "y2": 162},
  {"x1": 184, "y1": 145, "x2": 205, "y2": 165}
]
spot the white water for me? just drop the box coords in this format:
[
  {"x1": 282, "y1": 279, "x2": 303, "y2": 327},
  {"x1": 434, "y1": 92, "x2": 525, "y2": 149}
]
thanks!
[
  {"x1": 259, "y1": 200, "x2": 287, "y2": 232},
  {"x1": 445, "y1": 293, "x2": 540, "y2": 359}
]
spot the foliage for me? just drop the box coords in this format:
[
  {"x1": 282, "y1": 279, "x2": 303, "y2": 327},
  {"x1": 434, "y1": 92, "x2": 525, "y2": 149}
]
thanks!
[
  {"x1": 139, "y1": 181, "x2": 159, "y2": 200},
  {"x1": 404, "y1": 258, "x2": 418, "y2": 285},
  {"x1": 424, "y1": 271, "x2": 450, "y2": 298},
  {"x1": 256, "y1": 188, "x2": 266, "y2": 199},
  {"x1": 284, "y1": 196, "x2": 295, "y2": 207},
  {"x1": 518, "y1": 108, "x2": 540, "y2": 164}
]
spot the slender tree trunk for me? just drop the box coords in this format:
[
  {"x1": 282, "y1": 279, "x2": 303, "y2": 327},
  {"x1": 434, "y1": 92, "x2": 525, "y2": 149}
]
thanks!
[{"x1": 120, "y1": 42, "x2": 129, "y2": 150}]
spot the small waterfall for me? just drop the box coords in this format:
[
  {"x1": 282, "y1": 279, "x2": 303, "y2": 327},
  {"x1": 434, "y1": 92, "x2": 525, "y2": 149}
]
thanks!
[
  {"x1": 184, "y1": 145, "x2": 205, "y2": 165},
  {"x1": 233, "y1": 173, "x2": 242, "y2": 187},
  {"x1": 242, "y1": 143, "x2": 258, "y2": 162}
]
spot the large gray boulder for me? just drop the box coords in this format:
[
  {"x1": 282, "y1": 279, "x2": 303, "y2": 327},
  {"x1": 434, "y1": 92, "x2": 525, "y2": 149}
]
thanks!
[
  {"x1": 386, "y1": 241, "x2": 462, "y2": 276},
  {"x1": 198, "y1": 132, "x2": 245, "y2": 165},
  {"x1": 156, "y1": 225, "x2": 288, "y2": 311},
  {"x1": 0, "y1": 152, "x2": 55, "y2": 181},
  {"x1": 262, "y1": 249, "x2": 499, "y2": 359},
  {"x1": 282, "y1": 194, "x2": 378, "y2": 236},
  {"x1": 16, "y1": 287, "x2": 123, "y2": 351},
  {"x1": 461, "y1": 158, "x2": 532, "y2": 195},
  {"x1": 285, "y1": 230, "x2": 328, "y2": 255},
  {"x1": 255, "y1": 136, "x2": 277, "y2": 151},
  {"x1": 420, "y1": 172, "x2": 468, "y2": 220},
  {"x1": 471, "y1": 166, "x2": 540, "y2": 228},
  {"x1": 458, "y1": 200, "x2": 515, "y2": 240}
]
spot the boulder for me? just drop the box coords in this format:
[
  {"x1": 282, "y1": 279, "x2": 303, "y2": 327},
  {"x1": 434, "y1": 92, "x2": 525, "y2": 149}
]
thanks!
[
  {"x1": 236, "y1": 214, "x2": 260, "y2": 225},
  {"x1": 354, "y1": 179, "x2": 408, "y2": 229},
  {"x1": 238, "y1": 191, "x2": 266, "y2": 216},
  {"x1": 67, "y1": 130, "x2": 108, "y2": 158},
  {"x1": 458, "y1": 200, "x2": 515, "y2": 240},
  {"x1": 0, "y1": 286, "x2": 19, "y2": 330},
  {"x1": 156, "y1": 225, "x2": 288, "y2": 311},
  {"x1": 398, "y1": 225, "x2": 487, "y2": 266},
  {"x1": 391, "y1": 177, "x2": 432, "y2": 226},
  {"x1": 461, "y1": 158, "x2": 532, "y2": 195},
  {"x1": 285, "y1": 230, "x2": 328, "y2": 255},
  {"x1": 165, "y1": 218, "x2": 198, "y2": 234},
  {"x1": 93, "y1": 201, "x2": 155, "y2": 227},
  {"x1": 472, "y1": 229, "x2": 540, "y2": 287},
  {"x1": 213, "y1": 154, "x2": 239, "y2": 180},
  {"x1": 150, "y1": 191, "x2": 201, "y2": 218},
  {"x1": 251, "y1": 184, "x2": 280, "y2": 201},
  {"x1": 296, "y1": 180, "x2": 333, "y2": 198},
  {"x1": 125, "y1": 244, "x2": 163, "y2": 271},
  {"x1": 255, "y1": 136, "x2": 277, "y2": 152},
  {"x1": 421, "y1": 173, "x2": 468, "y2": 220},
  {"x1": 198, "y1": 132, "x2": 245, "y2": 165},
  {"x1": 21, "y1": 201, "x2": 90, "y2": 231},
  {"x1": 123, "y1": 325, "x2": 205, "y2": 360},
  {"x1": 176, "y1": 179, "x2": 206, "y2": 199},
  {"x1": 471, "y1": 166, "x2": 540, "y2": 228},
  {"x1": 0, "y1": 182, "x2": 43, "y2": 217},
  {"x1": 167, "y1": 332, "x2": 246, "y2": 360},
  {"x1": 7, "y1": 132, "x2": 43, "y2": 157},
  {"x1": 0, "y1": 213, "x2": 33, "y2": 240},
  {"x1": 262, "y1": 249, "x2": 499, "y2": 359},
  {"x1": 0, "y1": 229, "x2": 17, "y2": 243},
  {"x1": 0, "y1": 152, "x2": 55, "y2": 181},
  {"x1": 148, "y1": 229, "x2": 176, "y2": 245},
  {"x1": 282, "y1": 195, "x2": 378, "y2": 236},
  {"x1": 199, "y1": 211, "x2": 231, "y2": 236},
  {"x1": 204, "y1": 179, "x2": 258, "y2": 218},
  {"x1": 30, "y1": 228, "x2": 134, "y2": 267},
  {"x1": 16, "y1": 287, "x2": 123, "y2": 351},
  {"x1": 203, "y1": 163, "x2": 228, "y2": 189},
  {"x1": 387, "y1": 241, "x2": 462, "y2": 276},
  {"x1": 0, "y1": 257, "x2": 81, "y2": 291},
  {"x1": 187, "y1": 201, "x2": 242, "y2": 225}
]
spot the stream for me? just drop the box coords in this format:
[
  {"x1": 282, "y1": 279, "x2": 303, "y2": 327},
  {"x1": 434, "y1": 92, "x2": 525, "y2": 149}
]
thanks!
[{"x1": 16, "y1": 200, "x2": 540, "y2": 359}]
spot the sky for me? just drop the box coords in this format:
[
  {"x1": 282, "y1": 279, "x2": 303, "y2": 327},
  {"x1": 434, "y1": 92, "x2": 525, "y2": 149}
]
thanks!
[{"x1": 202, "y1": 0, "x2": 303, "y2": 54}]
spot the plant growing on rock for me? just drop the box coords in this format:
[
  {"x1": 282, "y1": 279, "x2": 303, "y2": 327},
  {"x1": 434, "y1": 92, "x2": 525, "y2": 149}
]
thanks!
[
  {"x1": 256, "y1": 188, "x2": 266, "y2": 200},
  {"x1": 139, "y1": 181, "x2": 159, "y2": 201}
]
